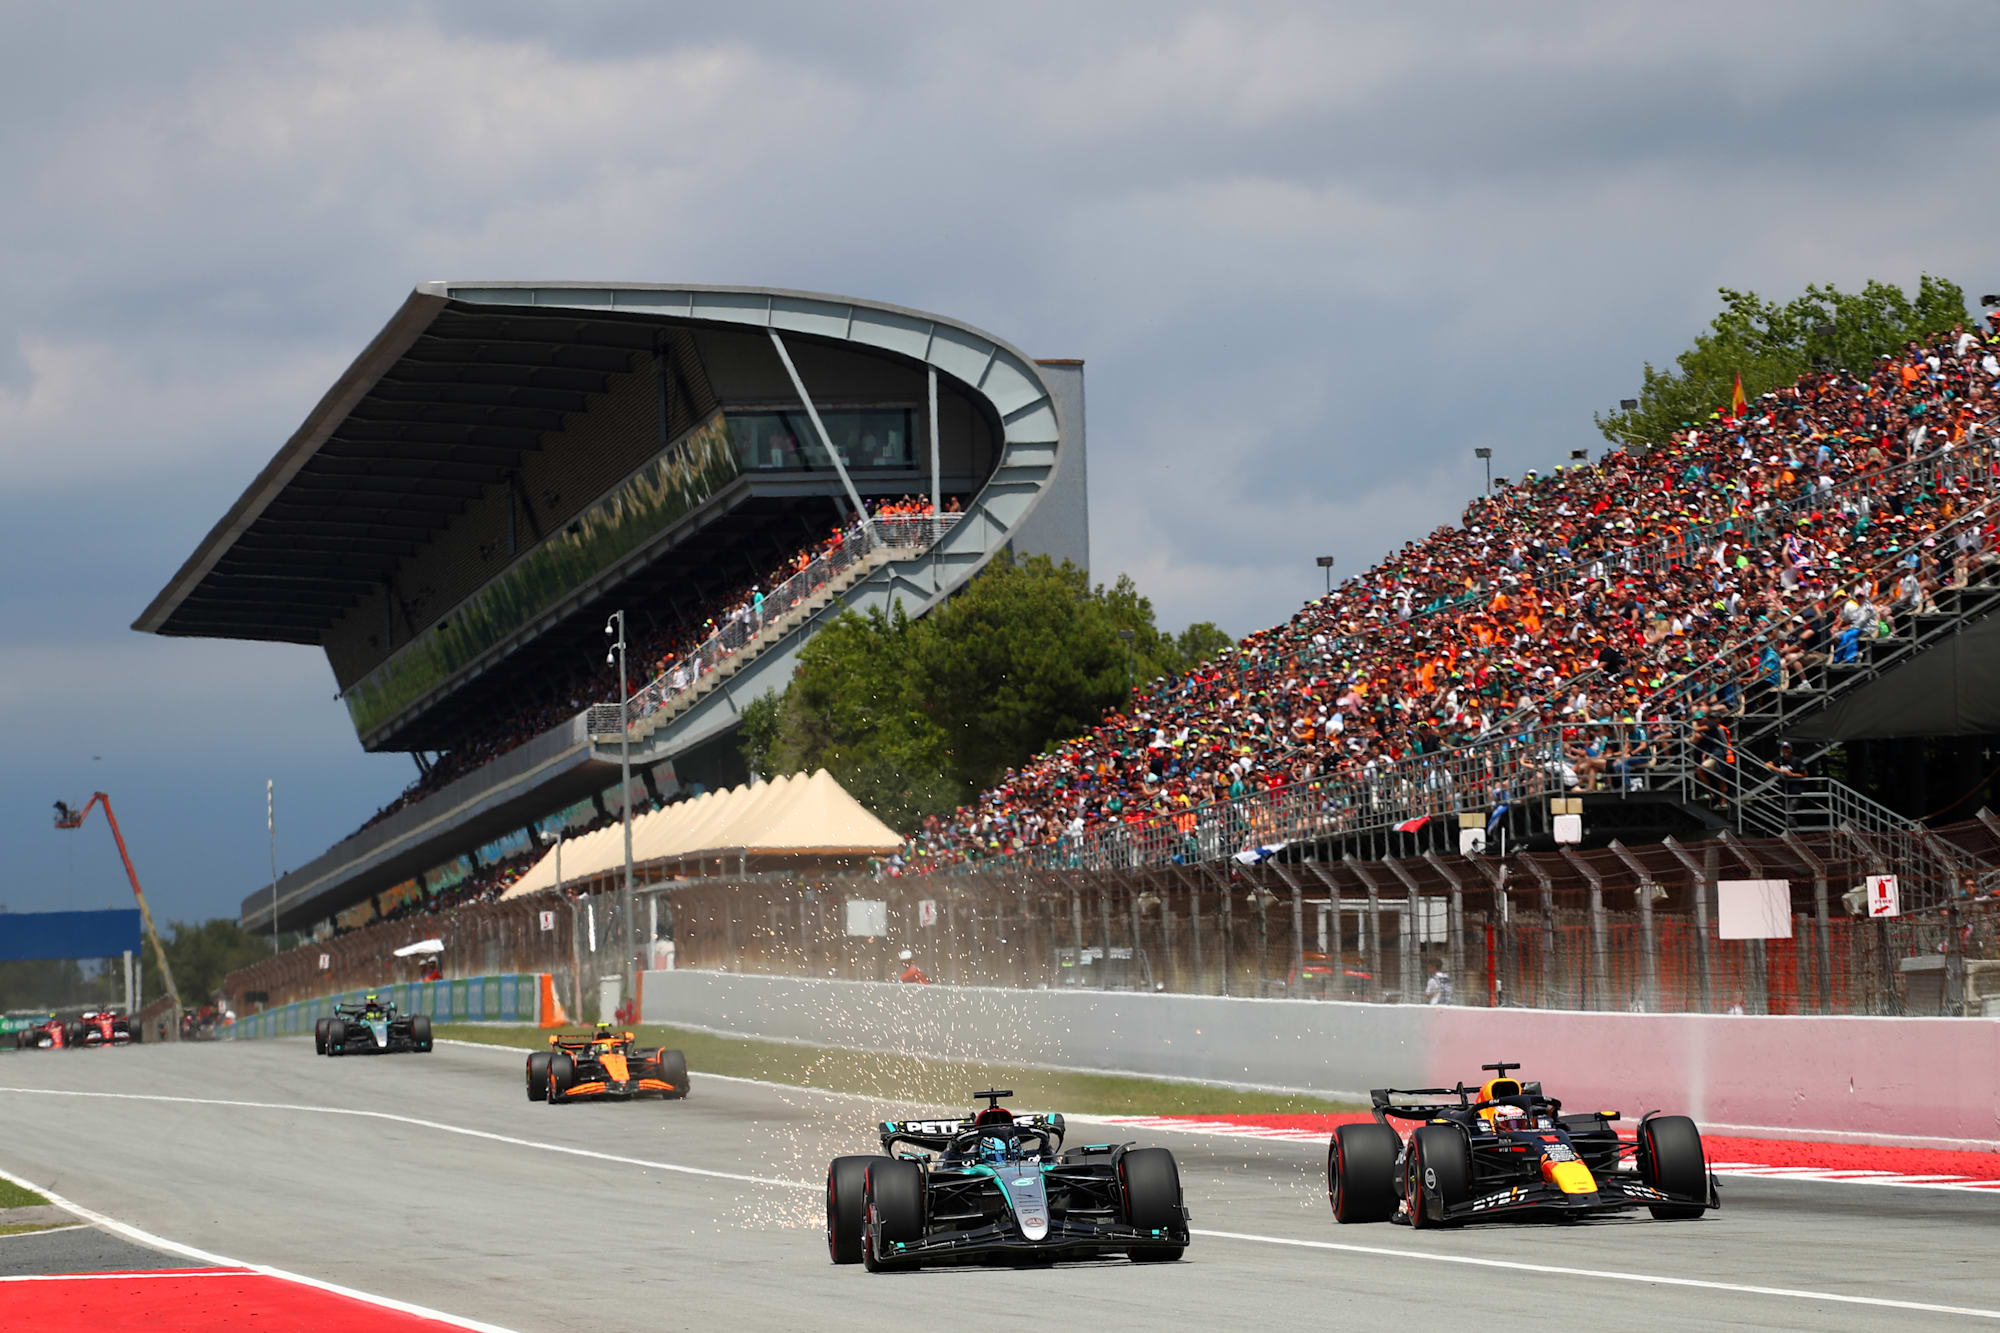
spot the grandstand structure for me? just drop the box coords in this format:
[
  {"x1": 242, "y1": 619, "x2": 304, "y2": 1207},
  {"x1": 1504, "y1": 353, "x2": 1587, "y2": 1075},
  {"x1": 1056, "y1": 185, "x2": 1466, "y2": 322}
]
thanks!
[{"x1": 135, "y1": 284, "x2": 1087, "y2": 934}]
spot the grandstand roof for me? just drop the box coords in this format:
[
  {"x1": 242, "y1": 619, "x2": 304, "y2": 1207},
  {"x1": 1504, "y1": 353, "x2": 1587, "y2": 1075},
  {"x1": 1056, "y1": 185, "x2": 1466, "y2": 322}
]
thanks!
[{"x1": 134, "y1": 282, "x2": 1061, "y2": 644}]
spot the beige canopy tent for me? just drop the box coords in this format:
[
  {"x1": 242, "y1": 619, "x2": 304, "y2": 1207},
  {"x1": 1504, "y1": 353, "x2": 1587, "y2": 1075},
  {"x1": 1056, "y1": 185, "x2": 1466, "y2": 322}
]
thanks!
[{"x1": 500, "y1": 769, "x2": 902, "y2": 899}]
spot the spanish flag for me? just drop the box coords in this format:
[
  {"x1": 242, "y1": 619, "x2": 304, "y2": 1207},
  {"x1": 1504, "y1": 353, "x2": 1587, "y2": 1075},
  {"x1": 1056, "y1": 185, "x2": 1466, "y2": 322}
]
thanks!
[{"x1": 1729, "y1": 372, "x2": 1747, "y2": 419}]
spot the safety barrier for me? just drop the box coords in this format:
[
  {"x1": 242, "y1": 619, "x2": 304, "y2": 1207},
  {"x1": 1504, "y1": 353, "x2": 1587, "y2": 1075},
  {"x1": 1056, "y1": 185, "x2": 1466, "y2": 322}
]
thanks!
[
  {"x1": 640, "y1": 969, "x2": 2000, "y2": 1147},
  {"x1": 225, "y1": 973, "x2": 547, "y2": 1040}
]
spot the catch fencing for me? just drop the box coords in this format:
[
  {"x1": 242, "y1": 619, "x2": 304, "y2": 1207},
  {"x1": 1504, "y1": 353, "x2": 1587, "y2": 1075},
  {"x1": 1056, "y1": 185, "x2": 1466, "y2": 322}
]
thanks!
[{"x1": 220, "y1": 817, "x2": 2000, "y2": 1022}]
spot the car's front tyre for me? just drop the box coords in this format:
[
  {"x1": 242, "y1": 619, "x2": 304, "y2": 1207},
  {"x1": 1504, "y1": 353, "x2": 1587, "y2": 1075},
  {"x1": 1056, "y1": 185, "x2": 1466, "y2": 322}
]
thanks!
[
  {"x1": 1120, "y1": 1147, "x2": 1186, "y2": 1261},
  {"x1": 1405, "y1": 1124, "x2": 1471, "y2": 1229},
  {"x1": 827, "y1": 1155, "x2": 886, "y2": 1265},
  {"x1": 1639, "y1": 1115, "x2": 1709, "y2": 1220},
  {"x1": 861, "y1": 1159, "x2": 924, "y2": 1272}
]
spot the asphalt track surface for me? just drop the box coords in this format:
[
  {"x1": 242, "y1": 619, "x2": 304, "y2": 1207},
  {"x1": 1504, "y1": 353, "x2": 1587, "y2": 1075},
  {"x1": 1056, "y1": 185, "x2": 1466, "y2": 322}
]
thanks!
[{"x1": 1, "y1": 1040, "x2": 1996, "y2": 1332}]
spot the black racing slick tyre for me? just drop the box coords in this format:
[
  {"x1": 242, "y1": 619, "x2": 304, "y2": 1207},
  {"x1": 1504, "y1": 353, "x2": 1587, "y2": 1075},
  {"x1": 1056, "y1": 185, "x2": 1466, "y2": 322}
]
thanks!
[
  {"x1": 1406, "y1": 1124, "x2": 1471, "y2": 1229},
  {"x1": 657, "y1": 1048, "x2": 689, "y2": 1099},
  {"x1": 1120, "y1": 1147, "x2": 1185, "y2": 1259},
  {"x1": 525, "y1": 1051, "x2": 551, "y2": 1102},
  {"x1": 1639, "y1": 1115, "x2": 1709, "y2": 1220},
  {"x1": 314, "y1": 1018, "x2": 330, "y2": 1055},
  {"x1": 325, "y1": 1018, "x2": 346, "y2": 1056},
  {"x1": 826, "y1": 1155, "x2": 885, "y2": 1265},
  {"x1": 862, "y1": 1159, "x2": 924, "y2": 1272},
  {"x1": 1328, "y1": 1123, "x2": 1401, "y2": 1224},
  {"x1": 409, "y1": 1015, "x2": 433, "y2": 1053},
  {"x1": 547, "y1": 1052, "x2": 575, "y2": 1102}
]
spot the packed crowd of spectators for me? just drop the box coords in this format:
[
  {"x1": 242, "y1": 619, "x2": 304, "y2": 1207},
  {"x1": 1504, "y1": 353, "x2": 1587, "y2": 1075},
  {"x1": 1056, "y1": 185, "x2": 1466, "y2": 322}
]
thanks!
[
  {"x1": 352, "y1": 497, "x2": 954, "y2": 838},
  {"x1": 899, "y1": 317, "x2": 2000, "y2": 870}
]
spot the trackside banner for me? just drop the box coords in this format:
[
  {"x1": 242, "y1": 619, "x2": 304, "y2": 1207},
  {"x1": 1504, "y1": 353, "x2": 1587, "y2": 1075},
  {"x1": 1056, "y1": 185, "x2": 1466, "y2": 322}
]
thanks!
[{"x1": 226, "y1": 973, "x2": 544, "y2": 1040}]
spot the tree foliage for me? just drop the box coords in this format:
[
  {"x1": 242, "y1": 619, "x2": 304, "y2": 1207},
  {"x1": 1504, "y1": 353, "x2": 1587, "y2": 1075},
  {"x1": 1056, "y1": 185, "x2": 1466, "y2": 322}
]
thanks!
[
  {"x1": 139, "y1": 918, "x2": 276, "y2": 1007},
  {"x1": 740, "y1": 554, "x2": 1233, "y2": 832},
  {"x1": 1595, "y1": 275, "x2": 1968, "y2": 450}
]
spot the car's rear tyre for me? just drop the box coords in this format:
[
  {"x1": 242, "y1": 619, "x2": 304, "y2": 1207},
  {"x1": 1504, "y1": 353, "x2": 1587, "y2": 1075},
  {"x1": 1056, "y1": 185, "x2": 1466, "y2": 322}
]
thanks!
[
  {"x1": 1639, "y1": 1115, "x2": 1708, "y2": 1220},
  {"x1": 1405, "y1": 1125, "x2": 1471, "y2": 1229},
  {"x1": 314, "y1": 1018, "x2": 330, "y2": 1055},
  {"x1": 325, "y1": 1018, "x2": 346, "y2": 1056},
  {"x1": 1329, "y1": 1123, "x2": 1401, "y2": 1223},
  {"x1": 826, "y1": 1155, "x2": 885, "y2": 1265},
  {"x1": 525, "y1": 1051, "x2": 551, "y2": 1102},
  {"x1": 547, "y1": 1051, "x2": 574, "y2": 1101},
  {"x1": 656, "y1": 1048, "x2": 689, "y2": 1099},
  {"x1": 861, "y1": 1159, "x2": 924, "y2": 1272},
  {"x1": 409, "y1": 1015, "x2": 433, "y2": 1053}
]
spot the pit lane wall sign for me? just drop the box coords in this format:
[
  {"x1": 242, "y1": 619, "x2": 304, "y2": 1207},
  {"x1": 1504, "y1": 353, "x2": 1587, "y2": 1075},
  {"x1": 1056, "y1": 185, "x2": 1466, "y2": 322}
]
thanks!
[
  {"x1": 1866, "y1": 874, "x2": 1901, "y2": 918},
  {"x1": 223, "y1": 972, "x2": 546, "y2": 1040}
]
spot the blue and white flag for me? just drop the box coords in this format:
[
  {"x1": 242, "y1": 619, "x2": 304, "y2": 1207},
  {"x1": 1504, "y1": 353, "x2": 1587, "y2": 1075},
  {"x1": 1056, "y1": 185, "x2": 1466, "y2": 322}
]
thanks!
[{"x1": 1234, "y1": 841, "x2": 1288, "y2": 866}]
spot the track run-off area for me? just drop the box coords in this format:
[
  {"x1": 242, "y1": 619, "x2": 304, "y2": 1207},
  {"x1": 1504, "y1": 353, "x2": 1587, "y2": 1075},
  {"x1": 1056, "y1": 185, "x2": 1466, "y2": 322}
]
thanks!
[{"x1": 1, "y1": 1039, "x2": 1996, "y2": 1332}]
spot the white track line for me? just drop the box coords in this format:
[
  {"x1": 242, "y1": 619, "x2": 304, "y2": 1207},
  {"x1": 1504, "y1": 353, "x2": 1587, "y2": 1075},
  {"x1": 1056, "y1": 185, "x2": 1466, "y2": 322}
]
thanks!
[
  {"x1": 0, "y1": 1269, "x2": 252, "y2": 1282},
  {"x1": 0, "y1": 1088, "x2": 804, "y2": 1191},
  {"x1": 1189, "y1": 1230, "x2": 2000, "y2": 1320},
  {"x1": 5, "y1": 1082, "x2": 1998, "y2": 1319},
  {"x1": 0, "y1": 1163, "x2": 522, "y2": 1332}
]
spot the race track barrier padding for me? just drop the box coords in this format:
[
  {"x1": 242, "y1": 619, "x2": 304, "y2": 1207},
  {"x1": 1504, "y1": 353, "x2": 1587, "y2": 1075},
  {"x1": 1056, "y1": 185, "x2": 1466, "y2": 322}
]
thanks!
[
  {"x1": 227, "y1": 973, "x2": 548, "y2": 1040},
  {"x1": 641, "y1": 969, "x2": 2000, "y2": 1147}
]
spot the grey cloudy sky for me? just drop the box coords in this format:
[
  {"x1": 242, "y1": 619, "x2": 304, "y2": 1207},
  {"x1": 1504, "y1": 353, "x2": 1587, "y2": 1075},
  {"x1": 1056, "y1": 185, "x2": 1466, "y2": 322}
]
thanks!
[{"x1": 4, "y1": 2, "x2": 1997, "y2": 925}]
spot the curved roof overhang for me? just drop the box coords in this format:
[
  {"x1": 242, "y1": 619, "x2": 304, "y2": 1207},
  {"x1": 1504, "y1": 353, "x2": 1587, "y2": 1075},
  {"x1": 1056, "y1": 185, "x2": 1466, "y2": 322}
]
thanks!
[{"x1": 135, "y1": 283, "x2": 1065, "y2": 644}]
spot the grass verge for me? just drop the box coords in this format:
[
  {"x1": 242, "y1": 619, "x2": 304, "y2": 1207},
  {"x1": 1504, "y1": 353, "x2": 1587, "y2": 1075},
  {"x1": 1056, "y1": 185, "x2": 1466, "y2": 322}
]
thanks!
[
  {"x1": 0, "y1": 1179, "x2": 48, "y2": 1210},
  {"x1": 436, "y1": 1023, "x2": 1358, "y2": 1117},
  {"x1": 0, "y1": 1221, "x2": 78, "y2": 1237}
]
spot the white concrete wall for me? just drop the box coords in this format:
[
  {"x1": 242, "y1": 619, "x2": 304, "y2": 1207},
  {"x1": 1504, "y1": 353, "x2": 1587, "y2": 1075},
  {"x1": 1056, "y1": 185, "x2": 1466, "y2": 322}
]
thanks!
[{"x1": 642, "y1": 970, "x2": 2000, "y2": 1147}]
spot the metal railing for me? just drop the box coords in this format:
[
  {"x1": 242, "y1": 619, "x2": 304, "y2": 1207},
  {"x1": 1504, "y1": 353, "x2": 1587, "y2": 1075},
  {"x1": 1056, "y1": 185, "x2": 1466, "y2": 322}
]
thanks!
[{"x1": 591, "y1": 513, "x2": 958, "y2": 737}]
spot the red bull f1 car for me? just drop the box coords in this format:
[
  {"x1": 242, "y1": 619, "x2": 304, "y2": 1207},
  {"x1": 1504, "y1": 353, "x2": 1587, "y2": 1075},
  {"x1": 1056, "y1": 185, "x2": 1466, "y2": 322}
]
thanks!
[
  {"x1": 1328, "y1": 1062, "x2": 1718, "y2": 1227},
  {"x1": 826, "y1": 1091, "x2": 1190, "y2": 1271},
  {"x1": 526, "y1": 1024, "x2": 688, "y2": 1104}
]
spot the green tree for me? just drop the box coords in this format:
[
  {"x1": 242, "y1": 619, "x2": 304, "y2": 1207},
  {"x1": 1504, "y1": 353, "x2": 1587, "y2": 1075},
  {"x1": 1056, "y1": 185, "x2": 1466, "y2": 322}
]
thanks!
[
  {"x1": 740, "y1": 554, "x2": 1236, "y2": 832},
  {"x1": 140, "y1": 919, "x2": 275, "y2": 1008},
  {"x1": 1595, "y1": 275, "x2": 1967, "y2": 450}
]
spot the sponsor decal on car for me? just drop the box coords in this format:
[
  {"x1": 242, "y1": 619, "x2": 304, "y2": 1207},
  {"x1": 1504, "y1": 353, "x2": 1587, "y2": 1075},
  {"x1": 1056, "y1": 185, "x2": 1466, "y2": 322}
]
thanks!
[{"x1": 1470, "y1": 1186, "x2": 1529, "y2": 1211}]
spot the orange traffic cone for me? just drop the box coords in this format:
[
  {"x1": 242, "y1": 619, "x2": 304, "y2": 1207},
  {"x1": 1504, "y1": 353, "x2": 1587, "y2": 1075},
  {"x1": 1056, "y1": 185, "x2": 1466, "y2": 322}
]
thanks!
[{"x1": 538, "y1": 973, "x2": 568, "y2": 1028}]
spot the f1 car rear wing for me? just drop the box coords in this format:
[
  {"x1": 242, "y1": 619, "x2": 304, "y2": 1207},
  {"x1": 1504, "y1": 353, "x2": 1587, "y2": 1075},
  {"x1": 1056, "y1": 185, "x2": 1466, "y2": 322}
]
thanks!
[{"x1": 878, "y1": 1112, "x2": 1067, "y2": 1154}]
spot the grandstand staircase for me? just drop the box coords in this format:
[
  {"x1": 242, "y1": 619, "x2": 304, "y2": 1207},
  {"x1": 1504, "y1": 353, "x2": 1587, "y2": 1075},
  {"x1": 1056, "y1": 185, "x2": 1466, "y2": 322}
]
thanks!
[
  {"x1": 623, "y1": 542, "x2": 900, "y2": 741},
  {"x1": 1710, "y1": 570, "x2": 2000, "y2": 826}
]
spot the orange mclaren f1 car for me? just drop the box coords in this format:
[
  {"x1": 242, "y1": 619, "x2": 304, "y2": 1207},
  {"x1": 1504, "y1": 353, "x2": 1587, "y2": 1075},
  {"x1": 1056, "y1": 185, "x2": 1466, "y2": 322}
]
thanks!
[{"x1": 525, "y1": 1023, "x2": 689, "y2": 1104}]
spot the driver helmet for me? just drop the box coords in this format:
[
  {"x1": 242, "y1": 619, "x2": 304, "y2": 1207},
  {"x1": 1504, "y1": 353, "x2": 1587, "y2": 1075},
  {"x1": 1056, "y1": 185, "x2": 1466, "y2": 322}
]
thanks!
[
  {"x1": 1489, "y1": 1104, "x2": 1529, "y2": 1131},
  {"x1": 364, "y1": 992, "x2": 379, "y2": 1007},
  {"x1": 977, "y1": 1133, "x2": 1012, "y2": 1165},
  {"x1": 594, "y1": 1021, "x2": 615, "y2": 1041}
]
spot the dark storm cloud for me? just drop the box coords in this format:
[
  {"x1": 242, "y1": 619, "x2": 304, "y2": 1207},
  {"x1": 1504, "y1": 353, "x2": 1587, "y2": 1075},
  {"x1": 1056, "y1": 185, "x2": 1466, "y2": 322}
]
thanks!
[{"x1": 3, "y1": 1, "x2": 1998, "y2": 919}]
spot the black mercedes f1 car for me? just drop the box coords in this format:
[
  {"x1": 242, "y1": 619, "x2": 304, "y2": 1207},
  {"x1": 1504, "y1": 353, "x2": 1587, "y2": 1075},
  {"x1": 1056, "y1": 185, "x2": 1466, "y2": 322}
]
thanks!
[
  {"x1": 315, "y1": 995, "x2": 433, "y2": 1056},
  {"x1": 826, "y1": 1091, "x2": 1190, "y2": 1271},
  {"x1": 1328, "y1": 1062, "x2": 1718, "y2": 1226}
]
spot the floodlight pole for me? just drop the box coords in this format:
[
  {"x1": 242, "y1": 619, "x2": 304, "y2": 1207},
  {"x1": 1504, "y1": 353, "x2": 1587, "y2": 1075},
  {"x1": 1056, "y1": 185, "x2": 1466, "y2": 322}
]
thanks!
[
  {"x1": 267, "y1": 778, "x2": 279, "y2": 954},
  {"x1": 54, "y1": 793, "x2": 183, "y2": 1039},
  {"x1": 608, "y1": 612, "x2": 638, "y2": 1012}
]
